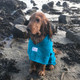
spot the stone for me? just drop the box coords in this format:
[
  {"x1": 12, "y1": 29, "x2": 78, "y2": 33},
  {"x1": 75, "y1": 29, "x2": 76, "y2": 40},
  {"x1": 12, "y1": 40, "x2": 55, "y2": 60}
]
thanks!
[
  {"x1": 66, "y1": 27, "x2": 80, "y2": 44},
  {"x1": 42, "y1": 4, "x2": 50, "y2": 11},
  {"x1": 25, "y1": 9, "x2": 36, "y2": 15},
  {"x1": 59, "y1": 15, "x2": 71, "y2": 24},
  {"x1": 0, "y1": 0, "x2": 27, "y2": 13},
  {"x1": 11, "y1": 9, "x2": 25, "y2": 19},
  {"x1": 47, "y1": 1, "x2": 54, "y2": 8},
  {"x1": 63, "y1": 2, "x2": 69, "y2": 8},
  {"x1": 13, "y1": 24, "x2": 28, "y2": 38},
  {"x1": 14, "y1": 15, "x2": 26, "y2": 25},
  {"x1": 32, "y1": 7, "x2": 39, "y2": 10},
  {"x1": 49, "y1": 9, "x2": 62, "y2": 15},
  {"x1": 56, "y1": 1, "x2": 61, "y2": 6}
]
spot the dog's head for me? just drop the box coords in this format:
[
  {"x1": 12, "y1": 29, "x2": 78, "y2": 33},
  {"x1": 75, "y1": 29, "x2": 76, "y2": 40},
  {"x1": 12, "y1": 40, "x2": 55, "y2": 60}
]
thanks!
[{"x1": 27, "y1": 12, "x2": 53, "y2": 38}]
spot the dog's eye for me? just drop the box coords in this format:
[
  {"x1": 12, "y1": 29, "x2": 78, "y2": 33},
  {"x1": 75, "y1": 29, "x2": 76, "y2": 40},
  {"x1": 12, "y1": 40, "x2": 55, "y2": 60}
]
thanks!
[{"x1": 36, "y1": 18, "x2": 39, "y2": 22}]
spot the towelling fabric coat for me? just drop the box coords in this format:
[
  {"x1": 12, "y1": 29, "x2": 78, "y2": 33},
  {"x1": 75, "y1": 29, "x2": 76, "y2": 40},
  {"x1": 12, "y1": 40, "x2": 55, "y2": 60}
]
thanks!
[{"x1": 27, "y1": 35, "x2": 56, "y2": 65}]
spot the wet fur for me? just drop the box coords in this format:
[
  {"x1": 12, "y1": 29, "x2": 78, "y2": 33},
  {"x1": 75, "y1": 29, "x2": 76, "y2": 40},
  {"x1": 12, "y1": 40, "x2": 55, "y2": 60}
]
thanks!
[{"x1": 27, "y1": 12, "x2": 60, "y2": 76}]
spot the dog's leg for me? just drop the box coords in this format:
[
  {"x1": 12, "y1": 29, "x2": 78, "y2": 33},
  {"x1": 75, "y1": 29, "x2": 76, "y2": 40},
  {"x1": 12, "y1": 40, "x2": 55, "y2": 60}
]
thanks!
[
  {"x1": 30, "y1": 61, "x2": 36, "y2": 73},
  {"x1": 38, "y1": 65, "x2": 46, "y2": 76}
]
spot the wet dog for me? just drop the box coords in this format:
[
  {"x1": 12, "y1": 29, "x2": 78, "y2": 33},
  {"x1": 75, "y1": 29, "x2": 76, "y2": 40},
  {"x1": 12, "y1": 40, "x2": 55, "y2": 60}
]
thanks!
[{"x1": 27, "y1": 12, "x2": 59, "y2": 76}]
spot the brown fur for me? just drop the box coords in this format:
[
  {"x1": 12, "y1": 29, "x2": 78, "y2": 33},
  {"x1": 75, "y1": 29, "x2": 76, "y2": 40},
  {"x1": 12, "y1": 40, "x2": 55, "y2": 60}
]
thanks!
[
  {"x1": 27, "y1": 12, "x2": 60, "y2": 76},
  {"x1": 27, "y1": 12, "x2": 53, "y2": 44}
]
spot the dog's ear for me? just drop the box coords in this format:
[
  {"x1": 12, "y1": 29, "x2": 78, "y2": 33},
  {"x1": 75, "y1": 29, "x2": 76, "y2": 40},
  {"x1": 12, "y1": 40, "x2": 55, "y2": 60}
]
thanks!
[
  {"x1": 47, "y1": 21, "x2": 53, "y2": 38},
  {"x1": 40, "y1": 19, "x2": 48, "y2": 36}
]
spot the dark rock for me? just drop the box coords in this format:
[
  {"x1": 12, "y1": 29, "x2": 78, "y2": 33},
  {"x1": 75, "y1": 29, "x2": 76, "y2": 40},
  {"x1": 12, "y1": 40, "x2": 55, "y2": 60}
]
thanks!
[
  {"x1": 42, "y1": 4, "x2": 50, "y2": 12},
  {"x1": 70, "y1": 7, "x2": 80, "y2": 14},
  {"x1": 72, "y1": 18, "x2": 80, "y2": 24},
  {"x1": 32, "y1": 7, "x2": 39, "y2": 10},
  {"x1": 66, "y1": 27, "x2": 80, "y2": 44},
  {"x1": 24, "y1": 20, "x2": 29, "y2": 26},
  {"x1": 0, "y1": 53, "x2": 3, "y2": 58},
  {"x1": 13, "y1": 24, "x2": 28, "y2": 38},
  {"x1": 0, "y1": 42, "x2": 4, "y2": 47},
  {"x1": 63, "y1": 2, "x2": 69, "y2": 8},
  {"x1": 11, "y1": 9, "x2": 25, "y2": 19},
  {"x1": 0, "y1": 0, "x2": 27, "y2": 40},
  {"x1": 25, "y1": 9, "x2": 37, "y2": 15},
  {"x1": 47, "y1": 1, "x2": 54, "y2": 8},
  {"x1": 65, "y1": 0, "x2": 80, "y2": 3},
  {"x1": 63, "y1": 8, "x2": 72, "y2": 14},
  {"x1": 51, "y1": 23, "x2": 57, "y2": 34},
  {"x1": 30, "y1": 0, "x2": 36, "y2": 6},
  {"x1": 17, "y1": 1, "x2": 27, "y2": 9},
  {"x1": 49, "y1": 9, "x2": 62, "y2": 14},
  {"x1": 14, "y1": 15, "x2": 27, "y2": 24},
  {"x1": 59, "y1": 15, "x2": 71, "y2": 24},
  {"x1": 0, "y1": 58, "x2": 19, "y2": 80},
  {"x1": 0, "y1": 0, "x2": 27, "y2": 14},
  {"x1": 54, "y1": 42, "x2": 80, "y2": 65},
  {"x1": 56, "y1": 1, "x2": 61, "y2": 6}
]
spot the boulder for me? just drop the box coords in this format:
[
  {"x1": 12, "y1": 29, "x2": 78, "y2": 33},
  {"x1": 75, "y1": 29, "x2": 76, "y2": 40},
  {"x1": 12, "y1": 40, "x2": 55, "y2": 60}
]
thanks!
[
  {"x1": 49, "y1": 9, "x2": 62, "y2": 14},
  {"x1": 14, "y1": 15, "x2": 27, "y2": 25},
  {"x1": 30, "y1": 0, "x2": 36, "y2": 6},
  {"x1": 32, "y1": 7, "x2": 39, "y2": 10},
  {"x1": 56, "y1": 1, "x2": 61, "y2": 6},
  {"x1": 59, "y1": 15, "x2": 71, "y2": 24},
  {"x1": 13, "y1": 24, "x2": 28, "y2": 38},
  {"x1": 42, "y1": 4, "x2": 50, "y2": 11},
  {"x1": 11, "y1": 9, "x2": 25, "y2": 19},
  {"x1": 0, "y1": 0, "x2": 27, "y2": 13},
  {"x1": 72, "y1": 19, "x2": 80, "y2": 24},
  {"x1": 63, "y1": 2, "x2": 69, "y2": 8},
  {"x1": 69, "y1": 0, "x2": 80, "y2": 3},
  {"x1": 66, "y1": 27, "x2": 80, "y2": 44},
  {"x1": 47, "y1": 1, "x2": 54, "y2": 8},
  {"x1": 25, "y1": 9, "x2": 36, "y2": 15}
]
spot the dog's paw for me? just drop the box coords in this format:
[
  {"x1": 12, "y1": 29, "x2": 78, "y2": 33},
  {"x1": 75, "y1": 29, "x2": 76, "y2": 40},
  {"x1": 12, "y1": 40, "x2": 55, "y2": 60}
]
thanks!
[
  {"x1": 38, "y1": 71, "x2": 45, "y2": 76},
  {"x1": 49, "y1": 65, "x2": 54, "y2": 70}
]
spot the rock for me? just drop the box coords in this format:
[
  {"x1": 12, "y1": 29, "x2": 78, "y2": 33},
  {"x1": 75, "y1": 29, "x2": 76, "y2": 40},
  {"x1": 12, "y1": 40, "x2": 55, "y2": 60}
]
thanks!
[
  {"x1": 47, "y1": 1, "x2": 54, "y2": 8},
  {"x1": 30, "y1": 0, "x2": 36, "y2": 6},
  {"x1": 51, "y1": 23, "x2": 57, "y2": 34},
  {"x1": 13, "y1": 24, "x2": 28, "y2": 38},
  {"x1": 32, "y1": 7, "x2": 39, "y2": 10},
  {"x1": 72, "y1": 18, "x2": 80, "y2": 24},
  {"x1": 24, "y1": 20, "x2": 29, "y2": 26},
  {"x1": 0, "y1": 0, "x2": 27, "y2": 40},
  {"x1": 49, "y1": 9, "x2": 62, "y2": 14},
  {"x1": 63, "y1": 2, "x2": 69, "y2": 8},
  {"x1": 0, "y1": 53, "x2": 3, "y2": 58},
  {"x1": 59, "y1": 15, "x2": 71, "y2": 24},
  {"x1": 0, "y1": 58, "x2": 19, "y2": 80},
  {"x1": 14, "y1": 15, "x2": 26, "y2": 25},
  {"x1": 17, "y1": 1, "x2": 27, "y2": 9},
  {"x1": 66, "y1": 27, "x2": 80, "y2": 44},
  {"x1": 56, "y1": 1, "x2": 61, "y2": 6},
  {"x1": 68, "y1": 0, "x2": 80, "y2": 3},
  {"x1": 25, "y1": 9, "x2": 37, "y2": 15},
  {"x1": 0, "y1": 0, "x2": 27, "y2": 13},
  {"x1": 42, "y1": 4, "x2": 50, "y2": 11},
  {"x1": 11, "y1": 9, "x2": 25, "y2": 19},
  {"x1": 70, "y1": 7, "x2": 80, "y2": 14}
]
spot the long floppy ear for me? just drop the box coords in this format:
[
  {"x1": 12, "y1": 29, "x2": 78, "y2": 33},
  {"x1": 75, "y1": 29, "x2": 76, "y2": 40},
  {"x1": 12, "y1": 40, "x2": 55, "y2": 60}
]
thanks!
[{"x1": 47, "y1": 21, "x2": 53, "y2": 38}]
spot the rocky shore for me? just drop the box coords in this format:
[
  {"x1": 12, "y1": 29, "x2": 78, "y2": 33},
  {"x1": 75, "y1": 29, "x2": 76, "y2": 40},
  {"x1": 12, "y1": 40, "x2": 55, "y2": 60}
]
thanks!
[{"x1": 0, "y1": 0, "x2": 80, "y2": 80}]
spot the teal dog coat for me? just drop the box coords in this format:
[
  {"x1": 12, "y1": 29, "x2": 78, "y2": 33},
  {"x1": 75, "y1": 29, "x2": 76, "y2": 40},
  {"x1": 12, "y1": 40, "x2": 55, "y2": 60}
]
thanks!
[{"x1": 27, "y1": 35, "x2": 56, "y2": 65}]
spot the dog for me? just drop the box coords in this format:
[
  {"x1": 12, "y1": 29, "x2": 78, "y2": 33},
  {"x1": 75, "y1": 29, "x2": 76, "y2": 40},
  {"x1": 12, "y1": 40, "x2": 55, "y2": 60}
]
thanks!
[{"x1": 26, "y1": 12, "x2": 59, "y2": 76}]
